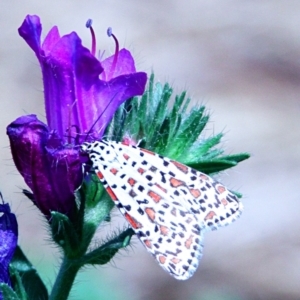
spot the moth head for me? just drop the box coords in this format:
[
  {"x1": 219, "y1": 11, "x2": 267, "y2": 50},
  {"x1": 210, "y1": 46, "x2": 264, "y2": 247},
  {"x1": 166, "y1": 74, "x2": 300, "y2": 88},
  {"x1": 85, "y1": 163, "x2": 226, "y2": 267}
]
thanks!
[{"x1": 80, "y1": 142, "x2": 92, "y2": 153}]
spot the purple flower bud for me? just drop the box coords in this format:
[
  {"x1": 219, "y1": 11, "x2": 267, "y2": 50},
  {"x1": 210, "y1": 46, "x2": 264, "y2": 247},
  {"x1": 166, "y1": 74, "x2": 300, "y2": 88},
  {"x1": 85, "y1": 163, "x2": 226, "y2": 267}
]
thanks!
[
  {"x1": 18, "y1": 15, "x2": 147, "y2": 143},
  {"x1": 7, "y1": 115, "x2": 82, "y2": 218},
  {"x1": 0, "y1": 201, "x2": 18, "y2": 287}
]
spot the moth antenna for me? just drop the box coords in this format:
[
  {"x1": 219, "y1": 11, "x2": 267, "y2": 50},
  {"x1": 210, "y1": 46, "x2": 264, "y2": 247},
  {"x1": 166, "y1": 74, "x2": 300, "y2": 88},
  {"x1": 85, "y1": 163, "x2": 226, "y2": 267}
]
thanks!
[{"x1": 84, "y1": 93, "x2": 118, "y2": 142}]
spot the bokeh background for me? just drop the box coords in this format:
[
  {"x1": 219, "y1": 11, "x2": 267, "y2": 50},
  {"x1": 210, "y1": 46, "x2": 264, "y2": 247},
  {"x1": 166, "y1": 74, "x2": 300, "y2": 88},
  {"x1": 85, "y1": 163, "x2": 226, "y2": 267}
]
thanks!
[{"x1": 1, "y1": 1, "x2": 300, "y2": 299}]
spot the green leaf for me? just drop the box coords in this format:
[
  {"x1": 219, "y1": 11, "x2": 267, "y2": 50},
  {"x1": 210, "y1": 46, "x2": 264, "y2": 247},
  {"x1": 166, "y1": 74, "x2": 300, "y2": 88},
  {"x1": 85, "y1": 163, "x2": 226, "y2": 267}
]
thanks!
[
  {"x1": 79, "y1": 174, "x2": 115, "y2": 251},
  {"x1": 188, "y1": 159, "x2": 238, "y2": 174},
  {"x1": 0, "y1": 283, "x2": 20, "y2": 300},
  {"x1": 82, "y1": 228, "x2": 135, "y2": 265},
  {"x1": 106, "y1": 73, "x2": 250, "y2": 200},
  {"x1": 194, "y1": 133, "x2": 223, "y2": 157},
  {"x1": 219, "y1": 153, "x2": 250, "y2": 163},
  {"x1": 10, "y1": 246, "x2": 48, "y2": 300},
  {"x1": 151, "y1": 84, "x2": 171, "y2": 132}
]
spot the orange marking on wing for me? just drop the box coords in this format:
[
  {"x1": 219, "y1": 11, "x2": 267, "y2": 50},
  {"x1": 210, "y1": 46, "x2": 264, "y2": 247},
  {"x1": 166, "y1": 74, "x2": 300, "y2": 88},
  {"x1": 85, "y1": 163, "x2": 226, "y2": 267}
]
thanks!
[
  {"x1": 184, "y1": 235, "x2": 194, "y2": 249},
  {"x1": 148, "y1": 190, "x2": 162, "y2": 203},
  {"x1": 221, "y1": 198, "x2": 228, "y2": 206},
  {"x1": 124, "y1": 213, "x2": 142, "y2": 229},
  {"x1": 170, "y1": 160, "x2": 189, "y2": 174},
  {"x1": 205, "y1": 211, "x2": 217, "y2": 220},
  {"x1": 123, "y1": 153, "x2": 130, "y2": 160},
  {"x1": 217, "y1": 185, "x2": 226, "y2": 194},
  {"x1": 200, "y1": 174, "x2": 209, "y2": 180},
  {"x1": 122, "y1": 140, "x2": 129, "y2": 146},
  {"x1": 128, "y1": 177, "x2": 136, "y2": 186},
  {"x1": 97, "y1": 171, "x2": 104, "y2": 180},
  {"x1": 158, "y1": 255, "x2": 166, "y2": 264},
  {"x1": 144, "y1": 239, "x2": 152, "y2": 249},
  {"x1": 169, "y1": 177, "x2": 185, "y2": 187},
  {"x1": 171, "y1": 257, "x2": 181, "y2": 264},
  {"x1": 154, "y1": 183, "x2": 167, "y2": 193},
  {"x1": 171, "y1": 207, "x2": 177, "y2": 216},
  {"x1": 189, "y1": 188, "x2": 201, "y2": 198},
  {"x1": 159, "y1": 225, "x2": 169, "y2": 236},
  {"x1": 121, "y1": 137, "x2": 137, "y2": 146},
  {"x1": 138, "y1": 167, "x2": 145, "y2": 174},
  {"x1": 110, "y1": 168, "x2": 118, "y2": 175},
  {"x1": 106, "y1": 187, "x2": 118, "y2": 201},
  {"x1": 145, "y1": 207, "x2": 156, "y2": 221},
  {"x1": 140, "y1": 148, "x2": 155, "y2": 155}
]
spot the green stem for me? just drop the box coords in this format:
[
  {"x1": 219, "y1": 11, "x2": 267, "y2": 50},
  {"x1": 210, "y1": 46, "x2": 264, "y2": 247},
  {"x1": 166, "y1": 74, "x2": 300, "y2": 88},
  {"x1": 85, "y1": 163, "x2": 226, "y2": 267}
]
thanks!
[{"x1": 49, "y1": 256, "x2": 81, "y2": 300}]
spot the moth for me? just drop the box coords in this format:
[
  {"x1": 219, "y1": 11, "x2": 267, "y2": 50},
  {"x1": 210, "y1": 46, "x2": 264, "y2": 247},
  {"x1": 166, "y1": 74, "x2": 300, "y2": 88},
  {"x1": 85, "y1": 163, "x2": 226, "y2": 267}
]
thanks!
[{"x1": 81, "y1": 140, "x2": 243, "y2": 280}]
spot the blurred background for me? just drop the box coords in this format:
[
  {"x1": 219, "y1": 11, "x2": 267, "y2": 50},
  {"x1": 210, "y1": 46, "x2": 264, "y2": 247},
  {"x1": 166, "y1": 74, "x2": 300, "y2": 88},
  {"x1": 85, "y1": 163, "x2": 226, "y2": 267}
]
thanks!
[{"x1": 1, "y1": 1, "x2": 300, "y2": 299}]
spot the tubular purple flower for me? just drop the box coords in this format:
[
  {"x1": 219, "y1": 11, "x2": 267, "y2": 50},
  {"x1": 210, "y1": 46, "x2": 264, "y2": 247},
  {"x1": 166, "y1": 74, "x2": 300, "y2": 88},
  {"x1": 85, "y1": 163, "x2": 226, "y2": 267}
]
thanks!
[
  {"x1": 8, "y1": 16, "x2": 147, "y2": 217},
  {"x1": 18, "y1": 15, "x2": 147, "y2": 143},
  {"x1": 0, "y1": 201, "x2": 18, "y2": 288},
  {"x1": 6, "y1": 115, "x2": 82, "y2": 218}
]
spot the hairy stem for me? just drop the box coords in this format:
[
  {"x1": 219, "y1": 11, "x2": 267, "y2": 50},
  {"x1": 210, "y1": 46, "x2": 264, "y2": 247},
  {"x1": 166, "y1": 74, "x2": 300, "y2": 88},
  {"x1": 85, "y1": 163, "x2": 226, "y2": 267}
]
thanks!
[{"x1": 49, "y1": 256, "x2": 81, "y2": 300}]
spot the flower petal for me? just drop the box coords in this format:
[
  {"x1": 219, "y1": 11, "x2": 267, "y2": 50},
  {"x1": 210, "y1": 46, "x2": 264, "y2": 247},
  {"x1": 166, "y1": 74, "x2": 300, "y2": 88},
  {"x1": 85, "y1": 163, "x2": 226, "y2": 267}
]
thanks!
[
  {"x1": 0, "y1": 203, "x2": 18, "y2": 286},
  {"x1": 76, "y1": 71, "x2": 147, "y2": 141},
  {"x1": 100, "y1": 49, "x2": 138, "y2": 81},
  {"x1": 42, "y1": 25, "x2": 61, "y2": 55},
  {"x1": 18, "y1": 15, "x2": 148, "y2": 144},
  {"x1": 40, "y1": 32, "x2": 104, "y2": 140},
  {"x1": 18, "y1": 15, "x2": 42, "y2": 58}
]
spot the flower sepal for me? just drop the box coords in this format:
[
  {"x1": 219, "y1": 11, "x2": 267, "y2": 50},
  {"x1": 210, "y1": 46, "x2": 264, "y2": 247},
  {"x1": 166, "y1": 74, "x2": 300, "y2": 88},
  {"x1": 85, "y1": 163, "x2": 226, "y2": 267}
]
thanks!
[
  {"x1": 81, "y1": 228, "x2": 134, "y2": 266},
  {"x1": 50, "y1": 212, "x2": 80, "y2": 256},
  {"x1": 9, "y1": 246, "x2": 48, "y2": 300},
  {"x1": 63, "y1": 173, "x2": 135, "y2": 266},
  {"x1": 0, "y1": 284, "x2": 19, "y2": 300},
  {"x1": 78, "y1": 173, "x2": 115, "y2": 248},
  {"x1": 49, "y1": 173, "x2": 119, "y2": 258}
]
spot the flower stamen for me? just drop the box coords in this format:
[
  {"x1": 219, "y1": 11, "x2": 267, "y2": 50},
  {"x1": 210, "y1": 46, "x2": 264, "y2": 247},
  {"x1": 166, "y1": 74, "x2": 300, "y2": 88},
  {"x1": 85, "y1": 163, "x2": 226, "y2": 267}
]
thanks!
[
  {"x1": 86, "y1": 19, "x2": 96, "y2": 56},
  {"x1": 107, "y1": 27, "x2": 119, "y2": 78}
]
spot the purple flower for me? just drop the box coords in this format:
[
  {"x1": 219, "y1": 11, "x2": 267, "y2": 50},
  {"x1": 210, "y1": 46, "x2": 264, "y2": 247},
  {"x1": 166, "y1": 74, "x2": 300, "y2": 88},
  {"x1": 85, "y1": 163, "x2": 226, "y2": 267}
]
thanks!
[
  {"x1": 7, "y1": 115, "x2": 82, "y2": 218},
  {"x1": 0, "y1": 201, "x2": 18, "y2": 288},
  {"x1": 6, "y1": 15, "x2": 147, "y2": 217},
  {"x1": 18, "y1": 15, "x2": 147, "y2": 143}
]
